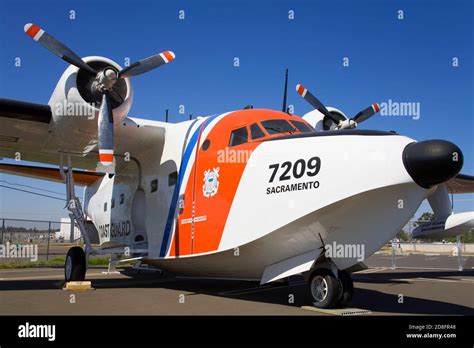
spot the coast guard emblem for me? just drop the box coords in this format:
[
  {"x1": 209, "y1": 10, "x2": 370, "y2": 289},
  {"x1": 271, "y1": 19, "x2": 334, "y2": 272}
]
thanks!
[{"x1": 203, "y1": 167, "x2": 220, "y2": 197}]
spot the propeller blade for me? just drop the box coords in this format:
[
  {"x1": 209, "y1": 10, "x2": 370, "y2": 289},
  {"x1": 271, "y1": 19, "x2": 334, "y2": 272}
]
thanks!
[
  {"x1": 118, "y1": 51, "x2": 176, "y2": 78},
  {"x1": 352, "y1": 103, "x2": 380, "y2": 123},
  {"x1": 296, "y1": 84, "x2": 341, "y2": 125},
  {"x1": 24, "y1": 23, "x2": 96, "y2": 75},
  {"x1": 98, "y1": 93, "x2": 114, "y2": 166}
]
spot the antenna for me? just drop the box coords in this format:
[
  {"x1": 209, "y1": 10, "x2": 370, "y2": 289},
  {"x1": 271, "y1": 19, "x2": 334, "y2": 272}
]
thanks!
[{"x1": 282, "y1": 68, "x2": 288, "y2": 112}]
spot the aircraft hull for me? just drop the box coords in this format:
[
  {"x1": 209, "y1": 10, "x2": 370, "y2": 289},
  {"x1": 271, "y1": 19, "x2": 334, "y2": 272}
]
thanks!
[{"x1": 146, "y1": 181, "x2": 426, "y2": 280}]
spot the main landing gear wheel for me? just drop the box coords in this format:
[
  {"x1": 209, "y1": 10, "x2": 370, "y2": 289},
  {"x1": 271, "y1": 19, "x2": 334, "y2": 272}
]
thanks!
[
  {"x1": 336, "y1": 270, "x2": 354, "y2": 307},
  {"x1": 65, "y1": 246, "x2": 86, "y2": 282},
  {"x1": 308, "y1": 269, "x2": 340, "y2": 309}
]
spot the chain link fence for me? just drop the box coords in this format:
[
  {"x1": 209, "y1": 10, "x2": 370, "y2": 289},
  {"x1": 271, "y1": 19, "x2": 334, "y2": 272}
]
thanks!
[
  {"x1": 0, "y1": 217, "x2": 82, "y2": 261},
  {"x1": 371, "y1": 219, "x2": 474, "y2": 271},
  {"x1": 1, "y1": 217, "x2": 472, "y2": 269}
]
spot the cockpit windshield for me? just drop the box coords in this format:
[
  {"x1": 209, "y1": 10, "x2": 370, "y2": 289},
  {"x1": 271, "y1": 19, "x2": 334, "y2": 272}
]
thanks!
[
  {"x1": 290, "y1": 120, "x2": 314, "y2": 133},
  {"x1": 261, "y1": 119, "x2": 297, "y2": 135}
]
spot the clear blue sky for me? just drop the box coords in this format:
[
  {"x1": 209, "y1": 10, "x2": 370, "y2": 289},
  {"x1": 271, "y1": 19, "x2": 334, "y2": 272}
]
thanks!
[{"x1": 0, "y1": 0, "x2": 473, "y2": 222}]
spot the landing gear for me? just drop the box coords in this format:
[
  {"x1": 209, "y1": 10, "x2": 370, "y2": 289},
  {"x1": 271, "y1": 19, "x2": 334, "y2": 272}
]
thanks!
[
  {"x1": 336, "y1": 270, "x2": 354, "y2": 307},
  {"x1": 308, "y1": 268, "x2": 354, "y2": 308},
  {"x1": 60, "y1": 154, "x2": 92, "y2": 282},
  {"x1": 308, "y1": 269, "x2": 340, "y2": 308},
  {"x1": 65, "y1": 246, "x2": 86, "y2": 282}
]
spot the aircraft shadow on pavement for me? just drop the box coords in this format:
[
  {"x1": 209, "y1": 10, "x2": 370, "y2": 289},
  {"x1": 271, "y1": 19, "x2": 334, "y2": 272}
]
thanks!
[
  {"x1": 353, "y1": 270, "x2": 474, "y2": 284},
  {"x1": 1, "y1": 268, "x2": 473, "y2": 315}
]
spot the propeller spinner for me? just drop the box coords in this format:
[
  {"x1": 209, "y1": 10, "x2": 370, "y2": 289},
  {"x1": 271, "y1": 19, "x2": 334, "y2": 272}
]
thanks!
[{"x1": 24, "y1": 23, "x2": 175, "y2": 168}]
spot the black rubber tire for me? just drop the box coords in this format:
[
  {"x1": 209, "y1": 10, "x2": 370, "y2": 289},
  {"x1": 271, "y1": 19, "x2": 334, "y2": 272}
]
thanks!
[
  {"x1": 65, "y1": 246, "x2": 86, "y2": 282},
  {"x1": 308, "y1": 269, "x2": 340, "y2": 309},
  {"x1": 336, "y1": 270, "x2": 354, "y2": 307}
]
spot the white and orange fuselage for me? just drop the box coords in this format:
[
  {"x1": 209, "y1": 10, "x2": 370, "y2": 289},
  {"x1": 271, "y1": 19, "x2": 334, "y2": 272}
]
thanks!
[{"x1": 84, "y1": 109, "x2": 428, "y2": 283}]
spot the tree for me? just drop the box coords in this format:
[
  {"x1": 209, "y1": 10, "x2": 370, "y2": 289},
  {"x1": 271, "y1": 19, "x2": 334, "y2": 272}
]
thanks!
[
  {"x1": 396, "y1": 229, "x2": 410, "y2": 241},
  {"x1": 416, "y1": 212, "x2": 435, "y2": 224}
]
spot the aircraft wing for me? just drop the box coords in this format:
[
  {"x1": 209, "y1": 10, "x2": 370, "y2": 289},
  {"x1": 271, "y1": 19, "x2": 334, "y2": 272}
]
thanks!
[
  {"x1": 446, "y1": 174, "x2": 474, "y2": 194},
  {"x1": 413, "y1": 176, "x2": 474, "y2": 239},
  {"x1": 0, "y1": 162, "x2": 105, "y2": 186},
  {"x1": 0, "y1": 98, "x2": 166, "y2": 173},
  {"x1": 0, "y1": 98, "x2": 98, "y2": 170}
]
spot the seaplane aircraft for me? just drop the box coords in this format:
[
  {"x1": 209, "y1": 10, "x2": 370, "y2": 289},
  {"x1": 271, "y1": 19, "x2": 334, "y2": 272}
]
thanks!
[{"x1": 1, "y1": 24, "x2": 473, "y2": 308}]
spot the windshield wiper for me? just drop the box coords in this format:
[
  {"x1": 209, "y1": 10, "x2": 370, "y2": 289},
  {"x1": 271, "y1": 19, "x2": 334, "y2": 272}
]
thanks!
[{"x1": 265, "y1": 126, "x2": 295, "y2": 134}]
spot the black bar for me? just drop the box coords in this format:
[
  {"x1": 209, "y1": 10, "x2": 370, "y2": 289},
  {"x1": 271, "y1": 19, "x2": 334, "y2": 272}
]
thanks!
[{"x1": 0, "y1": 315, "x2": 471, "y2": 345}]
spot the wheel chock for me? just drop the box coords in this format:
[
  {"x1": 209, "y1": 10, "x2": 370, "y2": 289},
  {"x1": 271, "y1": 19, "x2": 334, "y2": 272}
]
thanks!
[
  {"x1": 301, "y1": 306, "x2": 371, "y2": 316},
  {"x1": 63, "y1": 281, "x2": 95, "y2": 291}
]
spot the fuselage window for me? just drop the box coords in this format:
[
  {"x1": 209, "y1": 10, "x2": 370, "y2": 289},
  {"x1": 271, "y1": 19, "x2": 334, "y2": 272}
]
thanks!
[
  {"x1": 120, "y1": 193, "x2": 124, "y2": 205},
  {"x1": 261, "y1": 119, "x2": 297, "y2": 135},
  {"x1": 104, "y1": 202, "x2": 107, "y2": 212},
  {"x1": 202, "y1": 139, "x2": 211, "y2": 151},
  {"x1": 151, "y1": 179, "x2": 158, "y2": 193},
  {"x1": 169, "y1": 172, "x2": 178, "y2": 186},
  {"x1": 290, "y1": 120, "x2": 314, "y2": 133},
  {"x1": 250, "y1": 123, "x2": 265, "y2": 139},
  {"x1": 111, "y1": 198, "x2": 115, "y2": 209},
  {"x1": 229, "y1": 126, "x2": 248, "y2": 147}
]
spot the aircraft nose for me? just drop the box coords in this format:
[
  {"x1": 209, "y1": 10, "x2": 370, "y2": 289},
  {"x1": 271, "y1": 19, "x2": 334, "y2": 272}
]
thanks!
[{"x1": 402, "y1": 140, "x2": 463, "y2": 188}]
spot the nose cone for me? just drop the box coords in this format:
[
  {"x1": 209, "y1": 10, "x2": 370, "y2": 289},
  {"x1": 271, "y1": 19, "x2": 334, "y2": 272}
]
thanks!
[{"x1": 403, "y1": 140, "x2": 463, "y2": 188}]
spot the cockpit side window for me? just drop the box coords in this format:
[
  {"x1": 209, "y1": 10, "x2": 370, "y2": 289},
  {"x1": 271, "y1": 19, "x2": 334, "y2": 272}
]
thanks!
[
  {"x1": 290, "y1": 120, "x2": 315, "y2": 133},
  {"x1": 229, "y1": 126, "x2": 249, "y2": 147},
  {"x1": 261, "y1": 119, "x2": 297, "y2": 135},
  {"x1": 250, "y1": 123, "x2": 265, "y2": 140}
]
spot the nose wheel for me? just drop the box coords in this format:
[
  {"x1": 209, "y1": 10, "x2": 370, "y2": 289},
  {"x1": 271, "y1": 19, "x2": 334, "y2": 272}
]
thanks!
[
  {"x1": 65, "y1": 246, "x2": 86, "y2": 282},
  {"x1": 308, "y1": 269, "x2": 354, "y2": 308}
]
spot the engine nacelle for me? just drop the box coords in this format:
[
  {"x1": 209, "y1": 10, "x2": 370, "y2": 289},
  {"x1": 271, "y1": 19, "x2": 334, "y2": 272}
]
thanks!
[
  {"x1": 46, "y1": 56, "x2": 133, "y2": 153},
  {"x1": 302, "y1": 107, "x2": 348, "y2": 131}
]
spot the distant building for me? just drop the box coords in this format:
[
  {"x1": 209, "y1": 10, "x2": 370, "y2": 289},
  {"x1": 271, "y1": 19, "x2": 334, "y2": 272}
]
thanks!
[{"x1": 55, "y1": 218, "x2": 81, "y2": 241}]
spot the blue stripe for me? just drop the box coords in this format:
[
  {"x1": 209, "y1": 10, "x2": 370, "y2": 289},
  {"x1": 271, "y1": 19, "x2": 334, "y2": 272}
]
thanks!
[{"x1": 159, "y1": 114, "x2": 220, "y2": 257}]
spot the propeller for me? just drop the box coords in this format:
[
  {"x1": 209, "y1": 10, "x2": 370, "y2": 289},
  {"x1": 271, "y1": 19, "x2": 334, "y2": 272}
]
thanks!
[
  {"x1": 24, "y1": 23, "x2": 176, "y2": 168},
  {"x1": 98, "y1": 93, "x2": 114, "y2": 166},
  {"x1": 352, "y1": 103, "x2": 380, "y2": 123},
  {"x1": 296, "y1": 84, "x2": 341, "y2": 124},
  {"x1": 296, "y1": 83, "x2": 379, "y2": 129}
]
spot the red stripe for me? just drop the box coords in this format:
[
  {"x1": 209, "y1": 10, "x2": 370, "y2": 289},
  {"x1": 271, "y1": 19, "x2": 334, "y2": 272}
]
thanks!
[
  {"x1": 163, "y1": 51, "x2": 174, "y2": 62},
  {"x1": 373, "y1": 103, "x2": 380, "y2": 112},
  {"x1": 99, "y1": 153, "x2": 114, "y2": 162},
  {"x1": 26, "y1": 24, "x2": 41, "y2": 38},
  {"x1": 297, "y1": 85, "x2": 305, "y2": 96}
]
